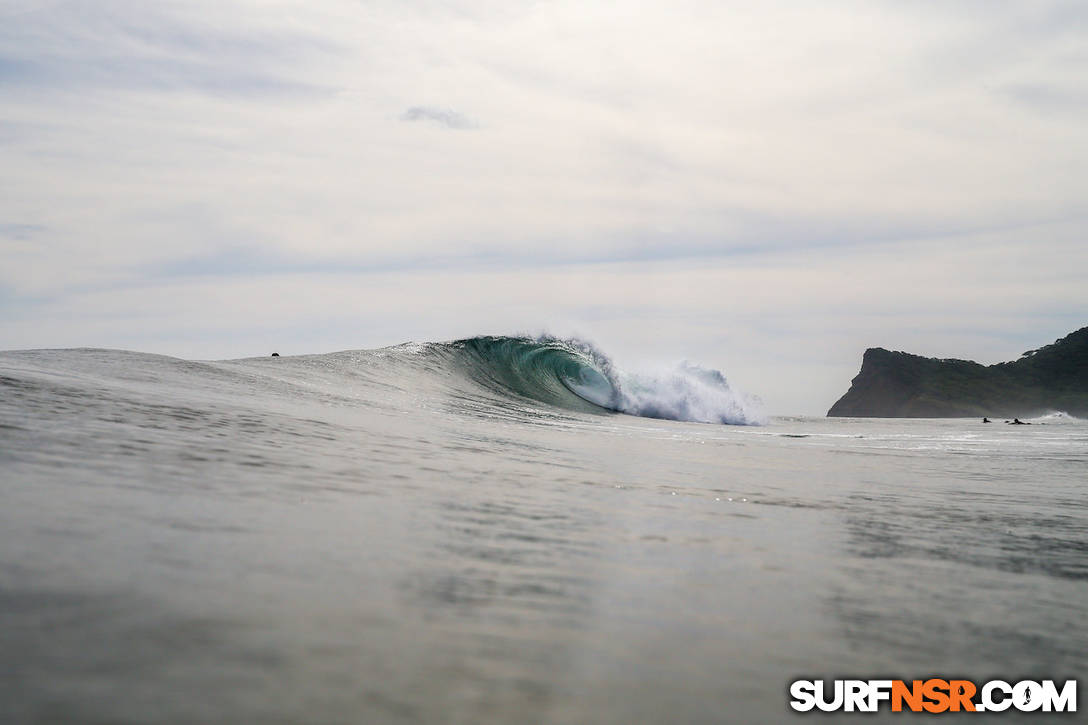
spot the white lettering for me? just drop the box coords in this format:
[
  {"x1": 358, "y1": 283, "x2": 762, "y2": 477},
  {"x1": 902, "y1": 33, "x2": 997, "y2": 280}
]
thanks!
[
  {"x1": 868, "y1": 680, "x2": 893, "y2": 711},
  {"x1": 1041, "y1": 680, "x2": 1077, "y2": 712},
  {"x1": 815, "y1": 680, "x2": 844, "y2": 712},
  {"x1": 789, "y1": 680, "x2": 816, "y2": 712},
  {"x1": 982, "y1": 680, "x2": 1012, "y2": 712}
]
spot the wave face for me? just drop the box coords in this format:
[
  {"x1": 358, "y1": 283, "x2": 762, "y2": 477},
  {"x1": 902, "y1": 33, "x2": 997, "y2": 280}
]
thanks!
[{"x1": 442, "y1": 336, "x2": 764, "y2": 425}]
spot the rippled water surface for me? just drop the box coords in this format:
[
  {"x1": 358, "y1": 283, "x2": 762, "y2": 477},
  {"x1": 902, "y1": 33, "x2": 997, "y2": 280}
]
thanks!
[{"x1": 1, "y1": 348, "x2": 1085, "y2": 723}]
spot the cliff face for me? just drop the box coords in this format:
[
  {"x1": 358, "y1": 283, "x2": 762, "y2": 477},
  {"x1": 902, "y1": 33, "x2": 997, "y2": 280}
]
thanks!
[{"x1": 827, "y1": 326, "x2": 1088, "y2": 418}]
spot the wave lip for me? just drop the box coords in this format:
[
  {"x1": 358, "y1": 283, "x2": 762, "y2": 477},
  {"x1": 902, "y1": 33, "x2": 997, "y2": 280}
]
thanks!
[{"x1": 446, "y1": 335, "x2": 764, "y2": 426}]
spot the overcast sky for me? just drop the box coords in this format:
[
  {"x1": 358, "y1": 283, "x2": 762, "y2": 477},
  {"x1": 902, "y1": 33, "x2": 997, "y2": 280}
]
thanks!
[{"x1": 2, "y1": 0, "x2": 1086, "y2": 414}]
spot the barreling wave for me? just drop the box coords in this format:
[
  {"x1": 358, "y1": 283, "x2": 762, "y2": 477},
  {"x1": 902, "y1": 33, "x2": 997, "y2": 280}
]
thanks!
[{"x1": 440, "y1": 335, "x2": 764, "y2": 425}]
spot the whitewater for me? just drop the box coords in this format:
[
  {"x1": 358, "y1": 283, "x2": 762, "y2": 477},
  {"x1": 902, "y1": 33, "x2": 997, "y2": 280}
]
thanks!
[{"x1": 1, "y1": 337, "x2": 1085, "y2": 724}]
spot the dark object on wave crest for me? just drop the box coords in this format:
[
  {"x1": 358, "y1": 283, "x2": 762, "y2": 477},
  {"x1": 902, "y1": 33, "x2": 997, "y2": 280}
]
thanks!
[
  {"x1": 828, "y1": 326, "x2": 1088, "y2": 418},
  {"x1": 271, "y1": 352, "x2": 280, "y2": 357}
]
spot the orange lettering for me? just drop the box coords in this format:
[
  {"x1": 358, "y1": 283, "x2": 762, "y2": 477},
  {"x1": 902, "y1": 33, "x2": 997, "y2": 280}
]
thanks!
[
  {"x1": 923, "y1": 679, "x2": 951, "y2": 713},
  {"x1": 949, "y1": 680, "x2": 976, "y2": 712},
  {"x1": 892, "y1": 680, "x2": 924, "y2": 712}
]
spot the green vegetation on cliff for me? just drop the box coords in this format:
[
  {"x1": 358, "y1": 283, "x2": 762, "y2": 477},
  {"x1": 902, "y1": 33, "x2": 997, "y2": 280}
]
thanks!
[{"x1": 827, "y1": 326, "x2": 1088, "y2": 418}]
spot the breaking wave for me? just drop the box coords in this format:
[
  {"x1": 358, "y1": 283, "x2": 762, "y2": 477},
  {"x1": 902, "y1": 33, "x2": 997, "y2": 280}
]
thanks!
[
  {"x1": 1025, "y1": 411, "x2": 1083, "y2": 424},
  {"x1": 442, "y1": 336, "x2": 764, "y2": 425}
]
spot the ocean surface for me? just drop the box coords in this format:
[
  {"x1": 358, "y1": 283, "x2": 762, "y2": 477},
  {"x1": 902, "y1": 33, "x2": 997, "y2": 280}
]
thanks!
[{"x1": 1, "y1": 337, "x2": 1085, "y2": 724}]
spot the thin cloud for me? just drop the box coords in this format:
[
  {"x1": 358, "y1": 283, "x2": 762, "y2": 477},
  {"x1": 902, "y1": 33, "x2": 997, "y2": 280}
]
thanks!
[
  {"x1": 1001, "y1": 83, "x2": 1088, "y2": 114},
  {"x1": 0, "y1": 223, "x2": 44, "y2": 240},
  {"x1": 400, "y1": 106, "x2": 477, "y2": 129},
  {"x1": 0, "y1": 1, "x2": 338, "y2": 97}
]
